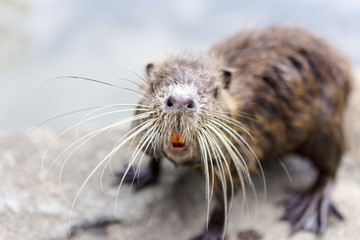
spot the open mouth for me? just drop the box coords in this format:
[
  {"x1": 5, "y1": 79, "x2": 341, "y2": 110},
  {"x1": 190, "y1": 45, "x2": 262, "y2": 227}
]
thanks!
[{"x1": 171, "y1": 132, "x2": 186, "y2": 149}]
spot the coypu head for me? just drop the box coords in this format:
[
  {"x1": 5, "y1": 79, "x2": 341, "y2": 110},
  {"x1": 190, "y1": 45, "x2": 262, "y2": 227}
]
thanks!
[
  {"x1": 134, "y1": 54, "x2": 234, "y2": 166},
  {"x1": 132, "y1": 54, "x2": 256, "y2": 225}
]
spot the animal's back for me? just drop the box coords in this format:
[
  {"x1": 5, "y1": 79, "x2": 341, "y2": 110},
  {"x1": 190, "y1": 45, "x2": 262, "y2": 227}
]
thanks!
[{"x1": 210, "y1": 25, "x2": 352, "y2": 163}]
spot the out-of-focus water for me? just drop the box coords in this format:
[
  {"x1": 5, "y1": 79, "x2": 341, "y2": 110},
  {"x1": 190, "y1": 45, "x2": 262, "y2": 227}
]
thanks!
[{"x1": 1, "y1": 0, "x2": 359, "y2": 131}]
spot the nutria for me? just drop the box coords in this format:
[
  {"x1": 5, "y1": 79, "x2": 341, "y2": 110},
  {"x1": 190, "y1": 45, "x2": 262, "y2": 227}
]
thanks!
[{"x1": 115, "y1": 25, "x2": 352, "y2": 240}]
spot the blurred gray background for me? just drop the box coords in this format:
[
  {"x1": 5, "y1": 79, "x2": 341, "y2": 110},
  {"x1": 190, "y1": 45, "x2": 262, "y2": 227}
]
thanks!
[{"x1": 1, "y1": 0, "x2": 360, "y2": 131}]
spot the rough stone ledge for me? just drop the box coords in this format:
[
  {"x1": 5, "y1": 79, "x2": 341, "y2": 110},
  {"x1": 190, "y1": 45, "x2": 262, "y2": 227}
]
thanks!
[{"x1": 0, "y1": 127, "x2": 359, "y2": 240}]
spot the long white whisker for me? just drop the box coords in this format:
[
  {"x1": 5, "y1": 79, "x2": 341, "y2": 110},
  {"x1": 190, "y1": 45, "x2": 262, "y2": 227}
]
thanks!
[
  {"x1": 116, "y1": 69, "x2": 150, "y2": 86},
  {"x1": 114, "y1": 121, "x2": 157, "y2": 214},
  {"x1": 208, "y1": 118, "x2": 263, "y2": 218},
  {"x1": 201, "y1": 131, "x2": 216, "y2": 202},
  {"x1": 38, "y1": 75, "x2": 121, "y2": 89},
  {"x1": 30, "y1": 106, "x2": 102, "y2": 133},
  {"x1": 57, "y1": 113, "x2": 152, "y2": 182},
  {"x1": 102, "y1": 119, "x2": 155, "y2": 177},
  {"x1": 210, "y1": 117, "x2": 266, "y2": 198},
  {"x1": 76, "y1": 108, "x2": 149, "y2": 133},
  {"x1": 99, "y1": 119, "x2": 154, "y2": 191},
  {"x1": 79, "y1": 103, "x2": 149, "y2": 123},
  {"x1": 68, "y1": 120, "x2": 154, "y2": 234},
  {"x1": 278, "y1": 159, "x2": 293, "y2": 183},
  {"x1": 201, "y1": 128, "x2": 230, "y2": 238},
  {"x1": 130, "y1": 123, "x2": 160, "y2": 190},
  {"x1": 213, "y1": 110, "x2": 258, "y2": 123},
  {"x1": 118, "y1": 78, "x2": 147, "y2": 91},
  {"x1": 125, "y1": 112, "x2": 158, "y2": 155},
  {"x1": 212, "y1": 113, "x2": 254, "y2": 140},
  {"x1": 205, "y1": 122, "x2": 248, "y2": 215},
  {"x1": 122, "y1": 87, "x2": 152, "y2": 102},
  {"x1": 210, "y1": 116, "x2": 262, "y2": 176},
  {"x1": 126, "y1": 123, "x2": 157, "y2": 190},
  {"x1": 197, "y1": 132, "x2": 211, "y2": 226},
  {"x1": 208, "y1": 120, "x2": 250, "y2": 177},
  {"x1": 41, "y1": 103, "x2": 150, "y2": 170}
]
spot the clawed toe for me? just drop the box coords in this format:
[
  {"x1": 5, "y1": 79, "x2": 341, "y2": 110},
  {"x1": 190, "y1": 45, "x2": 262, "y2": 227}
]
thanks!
[
  {"x1": 114, "y1": 165, "x2": 158, "y2": 191},
  {"x1": 191, "y1": 230, "x2": 223, "y2": 240},
  {"x1": 282, "y1": 177, "x2": 343, "y2": 234}
]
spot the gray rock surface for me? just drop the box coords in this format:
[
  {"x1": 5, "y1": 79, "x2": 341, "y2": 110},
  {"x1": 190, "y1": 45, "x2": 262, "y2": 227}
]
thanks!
[
  {"x1": 1, "y1": 129, "x2": 359, "y2": 240},
  {"x1": 1, "y1": 71, "x2": 360, "y2": 240}
]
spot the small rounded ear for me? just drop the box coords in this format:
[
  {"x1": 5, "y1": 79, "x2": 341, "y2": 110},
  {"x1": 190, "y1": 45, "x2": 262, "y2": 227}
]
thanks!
[
  {"x1": 145, "y1": 63, "x2": 155, "y2": 76},
  {"x1": 222, "y1": 69, "x2": 232, "y2": 89}
]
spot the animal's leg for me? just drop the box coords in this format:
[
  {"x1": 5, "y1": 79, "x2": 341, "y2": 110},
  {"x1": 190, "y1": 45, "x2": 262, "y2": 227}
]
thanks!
[
  {"x1": 191, "y1": 201, "x2": 225, "y2": 240},
  {"x1": 191, "y1": 162, "x2": 236, "y2": 240},
  {"x1": 283, "y1": 132, "x2": 344, "y2": 234},
  {"x1": 115, "y1": 157, "x2": 161, "y2": 191}
]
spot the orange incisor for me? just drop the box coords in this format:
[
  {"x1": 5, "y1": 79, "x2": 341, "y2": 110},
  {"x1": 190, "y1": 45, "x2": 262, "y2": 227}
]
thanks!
[{"x1": 171, "y1": 132, "x2": 185, "y2": 144}]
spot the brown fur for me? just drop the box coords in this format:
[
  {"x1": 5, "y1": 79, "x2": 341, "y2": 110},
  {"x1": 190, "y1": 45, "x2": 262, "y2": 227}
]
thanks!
[
  {"x1": 209, "y1": 25, "x2": 352, "y2": 178},
  {"x1": 131, "y1": 25, "x2": 352, "y2": 238}
]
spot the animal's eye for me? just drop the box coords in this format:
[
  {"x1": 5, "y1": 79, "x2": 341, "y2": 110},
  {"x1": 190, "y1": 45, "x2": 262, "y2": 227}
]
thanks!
[
  {"x1": 213, "y1": 87, "x2": 219, "y2": 98},
  {"x1": 150, "y1": 83, "x2": 155, "y2": 92}
]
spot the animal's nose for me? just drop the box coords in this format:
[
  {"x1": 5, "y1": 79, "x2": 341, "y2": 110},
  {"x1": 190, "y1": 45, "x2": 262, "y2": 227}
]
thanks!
[{"x1": 165, "y1": 95, "x2": 196, "y2": 111}]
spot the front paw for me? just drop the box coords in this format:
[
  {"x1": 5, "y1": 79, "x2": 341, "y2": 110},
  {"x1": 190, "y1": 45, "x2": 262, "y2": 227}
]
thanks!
[
  {"x1": 191, "y1": 229, "x2": 224, "y2": 240},
  {"x1": 114, "y1": 165, "x2": 158, "y2": 191},
  {"x1": 282, "y1": 178, "x2": 343, "y2": 234}
]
